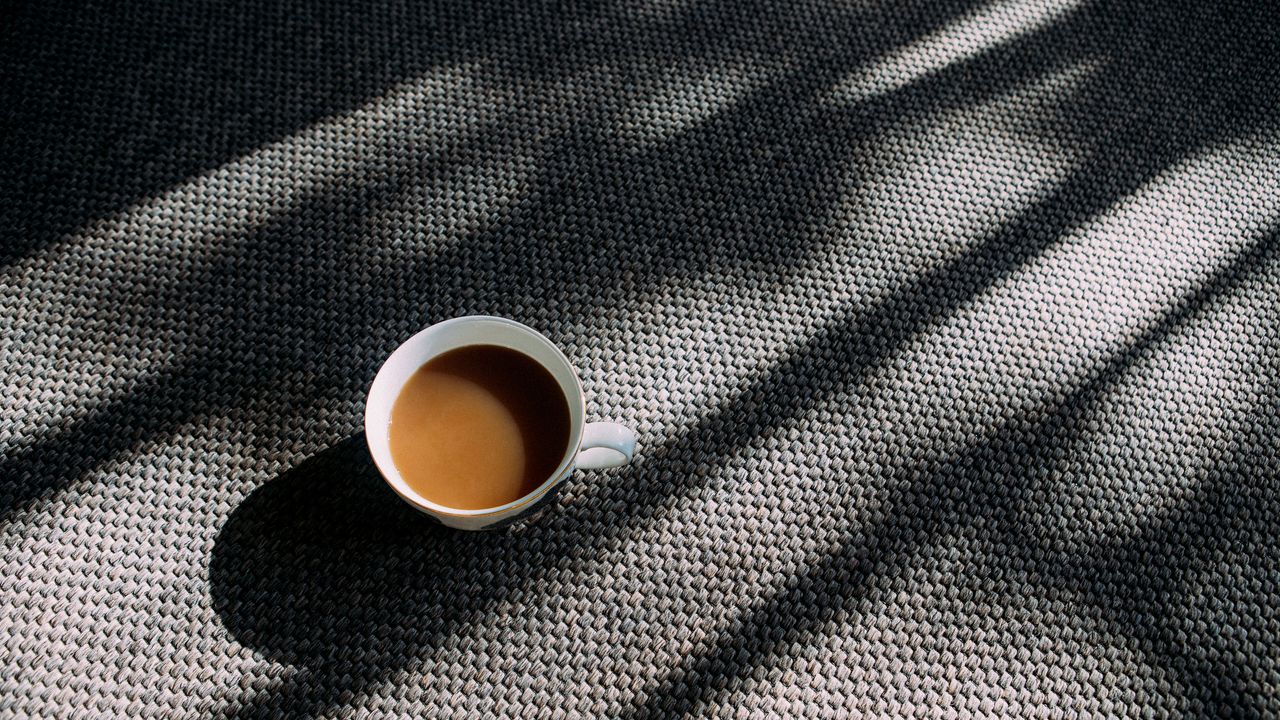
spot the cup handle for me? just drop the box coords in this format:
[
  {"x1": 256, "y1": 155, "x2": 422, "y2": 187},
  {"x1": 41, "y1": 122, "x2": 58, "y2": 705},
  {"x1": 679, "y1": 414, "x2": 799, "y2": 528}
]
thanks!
[{"x1": 576, "y1": 422, "x2": 637, "y2": 470}]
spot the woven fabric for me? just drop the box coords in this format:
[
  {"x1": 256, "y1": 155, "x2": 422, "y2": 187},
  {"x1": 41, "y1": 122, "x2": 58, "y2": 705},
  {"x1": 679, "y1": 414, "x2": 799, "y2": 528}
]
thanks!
[{"x1": 3, "y1": 0, "x2": 1280, "y2": 717}]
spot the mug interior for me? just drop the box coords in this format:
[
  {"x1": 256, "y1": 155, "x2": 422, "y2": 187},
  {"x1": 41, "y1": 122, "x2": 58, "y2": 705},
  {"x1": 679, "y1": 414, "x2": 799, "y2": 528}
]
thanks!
[{"x1": 365, "y1": 316, "x2": 585, "y2": 517}]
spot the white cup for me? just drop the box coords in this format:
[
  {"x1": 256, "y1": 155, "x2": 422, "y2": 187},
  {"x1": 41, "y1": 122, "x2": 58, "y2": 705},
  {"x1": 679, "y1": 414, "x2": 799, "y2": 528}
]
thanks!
[{"x1": 364, "y1": 316, "x2": 636, "y2": 530}]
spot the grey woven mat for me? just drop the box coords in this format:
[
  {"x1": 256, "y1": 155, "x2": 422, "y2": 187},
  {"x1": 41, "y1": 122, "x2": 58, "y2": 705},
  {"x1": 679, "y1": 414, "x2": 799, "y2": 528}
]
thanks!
[{"x1": 4, "y1": 0, "x2": 1280, "y2": 717}]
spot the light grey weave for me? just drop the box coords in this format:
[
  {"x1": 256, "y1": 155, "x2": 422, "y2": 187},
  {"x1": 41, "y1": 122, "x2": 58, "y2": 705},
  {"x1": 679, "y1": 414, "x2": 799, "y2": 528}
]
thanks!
[{"x1": 3, "y1": 0, "x2": 1279, "y2": 717}]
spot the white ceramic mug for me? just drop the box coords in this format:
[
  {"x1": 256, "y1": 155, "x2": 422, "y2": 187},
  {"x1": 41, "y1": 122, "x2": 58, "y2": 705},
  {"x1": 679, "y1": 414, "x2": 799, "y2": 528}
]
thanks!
[{"x1": 364, "y1": 316, "x2": 636, "y2": 530}]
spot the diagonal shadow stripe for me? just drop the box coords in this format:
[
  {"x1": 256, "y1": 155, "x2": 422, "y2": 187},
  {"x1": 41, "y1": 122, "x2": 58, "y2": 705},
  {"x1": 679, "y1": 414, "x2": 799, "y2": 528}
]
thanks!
[
  {"x1": 0, "y1": 0, "x2": 601, "y2": 266},
  {"x1": 999, "y1": 347, "x2": 1280, "y2": 713},
  {"x1": 622, "y1": 227, "x2": 1280, "y2": 719},
  {"x1": 0, "y1": 133, "x2": 488, "y2": 519},
  {"x1": 1014, "y1": 439, "x2": 1280, "y2": 717}
]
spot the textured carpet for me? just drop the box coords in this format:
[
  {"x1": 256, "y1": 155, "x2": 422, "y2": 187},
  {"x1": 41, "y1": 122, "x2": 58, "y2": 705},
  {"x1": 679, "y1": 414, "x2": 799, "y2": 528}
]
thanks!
[{"x1": 3, "y1": 0, "x2": 1280, "y2": 717}]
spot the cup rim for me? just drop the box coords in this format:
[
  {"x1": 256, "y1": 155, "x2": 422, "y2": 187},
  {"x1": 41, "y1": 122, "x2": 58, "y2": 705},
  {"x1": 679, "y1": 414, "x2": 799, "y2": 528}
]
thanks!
[{"x1": 364, "y1": 315, "x2": 586, "y2": 518}]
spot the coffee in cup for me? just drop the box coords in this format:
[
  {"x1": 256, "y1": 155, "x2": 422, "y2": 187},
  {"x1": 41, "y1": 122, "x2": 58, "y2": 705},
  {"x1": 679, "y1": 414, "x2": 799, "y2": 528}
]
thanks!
[{"x1": 365, "y1": 316, "x2": 636, "y2": 530}]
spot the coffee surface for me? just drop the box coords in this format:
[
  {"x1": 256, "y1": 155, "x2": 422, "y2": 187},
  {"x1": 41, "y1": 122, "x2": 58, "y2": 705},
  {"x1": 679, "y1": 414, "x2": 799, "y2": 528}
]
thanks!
[{"x1": 389, "y1": 344, "x2": 570, "y2": 510}]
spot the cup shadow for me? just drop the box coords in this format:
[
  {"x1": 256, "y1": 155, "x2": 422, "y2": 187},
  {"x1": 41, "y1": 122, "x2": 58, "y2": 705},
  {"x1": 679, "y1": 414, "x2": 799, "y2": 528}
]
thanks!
[
  {"x1": 211, "y1": 436, "x2": 469, "y2": 667},
  {"x1": 211, "y1": 431, "x2": 592, "y2": 676}
]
